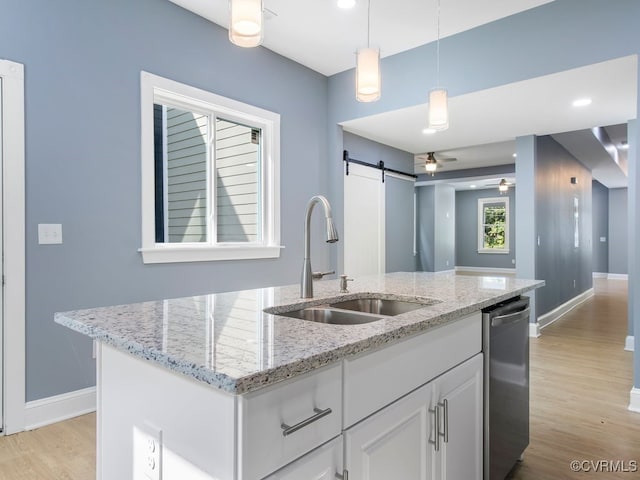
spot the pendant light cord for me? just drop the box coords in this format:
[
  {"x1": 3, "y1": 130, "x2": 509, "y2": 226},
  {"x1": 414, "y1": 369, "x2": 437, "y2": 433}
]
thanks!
[
  {"x1": 436, "y1": 0, "x2": 441, "y2": 87},
  {"x1": 367, "y1": 0, "x2": 371, "y2": 47}
]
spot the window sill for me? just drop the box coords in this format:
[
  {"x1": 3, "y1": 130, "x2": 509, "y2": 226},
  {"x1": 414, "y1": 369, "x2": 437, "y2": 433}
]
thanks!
[
  {"x1": 477, "y1": 249, "x2": 510, "y2": 255},
  {"x1": 139, "y1": 244, "x2": 284, "y2": 264}
]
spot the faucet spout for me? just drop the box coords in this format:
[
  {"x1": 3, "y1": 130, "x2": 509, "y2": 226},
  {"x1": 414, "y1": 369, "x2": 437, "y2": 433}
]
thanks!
[{"x1": 301, "y1": 195, "x2": 339, "y2": 298}]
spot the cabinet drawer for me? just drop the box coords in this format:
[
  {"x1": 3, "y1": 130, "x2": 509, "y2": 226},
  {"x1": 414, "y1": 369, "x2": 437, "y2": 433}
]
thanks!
[
  {"x1": 344, "y1": 311, "x2": 481, "y2": 427},
  {"x1": 237, "y1": 363, "x2": 342, "y2": 480}
]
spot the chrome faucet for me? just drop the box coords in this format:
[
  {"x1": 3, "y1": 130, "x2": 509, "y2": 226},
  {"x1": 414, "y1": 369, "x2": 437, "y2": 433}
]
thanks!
[{"x1": 301, "y1": 195, "x2": 339, "y2": 298}]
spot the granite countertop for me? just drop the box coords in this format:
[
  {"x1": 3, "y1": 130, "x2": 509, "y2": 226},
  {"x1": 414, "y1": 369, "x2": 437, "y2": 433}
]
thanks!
[{"x1": 55, "y1": 272, "x2": 543, "y2": 395}]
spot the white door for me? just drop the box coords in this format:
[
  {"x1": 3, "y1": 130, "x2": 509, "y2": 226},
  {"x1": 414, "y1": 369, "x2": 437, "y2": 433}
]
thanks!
[
  {"x1": 264, "y1": 437, "x2": 343, "y2": 480},
  {"x1": 434, "y1": 354, "x2": 483, "y2": 480},
  {"x1": 345, "y1": 380, "x2": 435, "y2": 480},
  {"x1": 344, "y1": 162, "x2": 385, "y2": 277}
]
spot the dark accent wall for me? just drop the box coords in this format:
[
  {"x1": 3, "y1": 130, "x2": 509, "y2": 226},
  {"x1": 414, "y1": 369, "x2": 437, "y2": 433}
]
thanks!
[
  {"x1": 455, "y1": 188, "x2": 516, "y2": 269},
  {"x1": 416, "y1": 185, "x2": 455, "y2": 272},
  {"x1": 609, "y1": 188, "x2": 628, "y2": 274},
  {"x1": 343, "y1": 132, "x2": 417, "y2": 273},
  {"x1": 591, "y1": 180, "x2": 609, "y2": 273},
  {"x1": 416, "y1": 186, "x2": 435, "y2": 271},
  {"x1": 385, "y1": 177, "x2": 416, "y2": 272},
  {"x1": 535, "y1": 136, "x2": 593, "y2": 317}
]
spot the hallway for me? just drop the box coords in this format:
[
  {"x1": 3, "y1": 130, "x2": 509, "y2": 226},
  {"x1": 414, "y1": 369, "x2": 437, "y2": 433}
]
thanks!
[{"x1": 510, "y1": 278, "x2": 640, "y2": 478}]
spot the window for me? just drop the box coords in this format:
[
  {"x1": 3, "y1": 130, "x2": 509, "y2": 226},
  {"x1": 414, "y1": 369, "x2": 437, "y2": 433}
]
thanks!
[
  {"x1": 140, "y1": 72, "x2": 281, "y2": 263},
  {"x1": 478, "y1": 197, "x2": 509, "y2": 254}
]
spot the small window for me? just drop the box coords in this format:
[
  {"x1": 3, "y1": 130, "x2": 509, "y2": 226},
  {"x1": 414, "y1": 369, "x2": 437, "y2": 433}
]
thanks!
[
  {"x1": 140, "y1": 72, "x2": 281, "y2": 263},
  {"x1": 478, "y1": 197, "x2": 509, "y2": 254}
]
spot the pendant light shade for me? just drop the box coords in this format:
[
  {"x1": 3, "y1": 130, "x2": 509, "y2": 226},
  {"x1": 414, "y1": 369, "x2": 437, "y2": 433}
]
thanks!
[
  {"x1": 427, "y1": 0, "x2": 449, "y2": 131},
  {"x1": 428, "y1": 88, "x2": 449, "y2": 131},
  {"x1": 356, "y1": 47, "x2": 381, "y2": 102},
  {"x1": 229, "y1": 0, "x2": 263, "y2": 48}
]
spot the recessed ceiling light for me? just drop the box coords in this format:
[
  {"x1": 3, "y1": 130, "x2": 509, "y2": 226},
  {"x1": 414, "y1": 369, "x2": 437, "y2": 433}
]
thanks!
[
  {"x1": 512, "y1": 153, "x2": 517, "y2": 158},
  {"x1": 422, "y1": 127, "x2": 436, "y2": 134},
  {"x1": 337, "y1": 0, "x2": 356, "y2": 8},
  {"x1": 470, "y1": 185, "x2": 477, "y2": 189},
  {"x1": 572, "y1": 98, "x2": 592, "y2": 107}
]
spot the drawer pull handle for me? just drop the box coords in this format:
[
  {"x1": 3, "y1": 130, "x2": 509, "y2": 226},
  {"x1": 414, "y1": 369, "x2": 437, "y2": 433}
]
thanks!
[{"x1": 281, "y1": 407, "x2": 332, "y2": 437}]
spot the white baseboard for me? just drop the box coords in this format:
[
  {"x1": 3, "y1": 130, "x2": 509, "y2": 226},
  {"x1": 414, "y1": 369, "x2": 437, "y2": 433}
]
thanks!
[
  {"x1": 529, "y1": 322, "x2": 541, "y2": 338},
  {"x1": 608, "y1": 273, "x2": 628, "y2": 280},
  {"x1": 629, "y1": 388, "x2": 640, "y2": 413},
  {"x1": 626, "y1": 336, "x2": 635, "y2": 352},
  {"x1": 455, "y1": 266, "x2": 516, "y2": 275},
  {"x1": 25, "y1": 386, "x2": 96, "y2": 430},
  {"x1": 592, "y1": 272, "x2": 608, "y2": 279},
  {"x1": 537, "y1": 288, "x2": 594, "y2": 332}
]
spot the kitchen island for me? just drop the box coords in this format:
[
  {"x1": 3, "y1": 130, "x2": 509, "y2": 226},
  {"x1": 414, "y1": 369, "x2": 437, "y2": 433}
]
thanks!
[{"x1": 56, "y1": 272, "x2": 542, "y2": 480}]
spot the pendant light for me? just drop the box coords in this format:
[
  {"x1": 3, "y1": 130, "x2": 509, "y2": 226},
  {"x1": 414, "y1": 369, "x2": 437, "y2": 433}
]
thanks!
[
  {"x1": 428, "y1": 0, "x2": 449, "y2": 131},
  {"x1": 356, "y1": 0, "x2": 381, "y2": 102},
  {"x1": 229, "y1": 0, "x2": 264, "y2": 48},
  {"x1": 425, "y1": 152, "x2": 437, "y2": 176}
]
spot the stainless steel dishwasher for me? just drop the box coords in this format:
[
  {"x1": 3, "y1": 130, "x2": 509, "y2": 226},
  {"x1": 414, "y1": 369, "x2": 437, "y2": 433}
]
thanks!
[{"x1": 482, "y1": 296, "x2": 530, "y2": 480}]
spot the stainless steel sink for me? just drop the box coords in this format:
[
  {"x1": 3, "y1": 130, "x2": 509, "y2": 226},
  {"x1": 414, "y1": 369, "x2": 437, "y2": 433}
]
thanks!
[
  {"x1": 277, "y1": 307, "x2": 382, "y2": 325},
  {"x1": 329, "y1": 297, "x2": 432, "y2": 316}
]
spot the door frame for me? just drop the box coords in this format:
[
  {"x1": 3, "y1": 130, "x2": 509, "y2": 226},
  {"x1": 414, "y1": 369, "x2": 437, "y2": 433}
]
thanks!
[{"x1": 0, "y1": 59, "x2": 26, "y2": 434}]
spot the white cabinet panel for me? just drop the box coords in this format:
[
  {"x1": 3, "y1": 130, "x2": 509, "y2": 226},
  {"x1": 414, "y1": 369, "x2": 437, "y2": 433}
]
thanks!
[
  {"x1": 265, "y1": 437, "x2": 343, "y2": 480},
  {"x1": 435, "y1": 354, "x2": 483, "y2": 480},
  {"x1": 345, "y1": 380, "x2": 435, "y2": 480},
  {"x1": 344, "y1": 312, "x2": 481, "y2": 427},
  {"x1": 238, "y1": 363, "x2": 342, "y2": 480}
]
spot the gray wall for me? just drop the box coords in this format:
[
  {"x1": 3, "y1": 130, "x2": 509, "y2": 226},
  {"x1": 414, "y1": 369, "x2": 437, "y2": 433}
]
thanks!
[
  {"x1": 343, "y1": 132, "x2": 415, "y2": 173},
  {"x1": 385, "y1": 177, "x2": 416, "y2": 272},
  {"x1": 416, "y1": 185, "x2": 455, "y2": 271},
  {"x1": 609, "y1": 188, "x2": 629, "y2": 275},
  {"x1": 1, "y1": 0, "x2": 329, "y2": 401},
  {"x1": 535, "y1": 136, "x2": 593, "y2": 317},
  {"x1": 592, "y1": 181, "x2": 609, "y2": 274},
  {"x1": 343, "y1": 132, "x2": 416, "y2": 272},
  {"x1": 455, "y1": 188, "x2": 516, "y2": 269}
]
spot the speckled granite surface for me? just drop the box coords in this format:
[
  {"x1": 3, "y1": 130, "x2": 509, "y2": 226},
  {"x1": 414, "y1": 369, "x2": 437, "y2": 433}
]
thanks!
[{"x1": 55, "y1": 272, "x2": 542, "y2": 395}]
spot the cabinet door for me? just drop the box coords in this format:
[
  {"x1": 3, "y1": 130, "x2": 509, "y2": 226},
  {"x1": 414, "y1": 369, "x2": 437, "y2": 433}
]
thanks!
[
  {"x1": 345, "y1": 381, "x2": 435, "y2": 480},
  {"x1": 435, "y1": 354, "x2": 483, "y2": 480},
  {"x1": 264, "y1": 436, "x2": 343, "y2": 480}
]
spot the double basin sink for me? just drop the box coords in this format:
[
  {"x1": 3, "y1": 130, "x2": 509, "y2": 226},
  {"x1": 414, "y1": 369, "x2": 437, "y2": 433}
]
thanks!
[{"x1": 267, "y1": 296, "x2": 440, "y2": 325}]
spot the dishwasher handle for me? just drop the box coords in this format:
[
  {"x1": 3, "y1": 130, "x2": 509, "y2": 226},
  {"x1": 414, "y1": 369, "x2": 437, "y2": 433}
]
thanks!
[{"x1": 491, "y1": 307, "x2": 530, "y2": 327}]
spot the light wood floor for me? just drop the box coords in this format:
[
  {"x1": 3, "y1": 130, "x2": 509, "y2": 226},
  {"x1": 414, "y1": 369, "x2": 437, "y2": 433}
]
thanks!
[
  {"x1": 509, "y1": 278, "x2": 640, "y2": 479},
  {"x1": 0, "y1": 279, "x2": 637, "y2": 479}
]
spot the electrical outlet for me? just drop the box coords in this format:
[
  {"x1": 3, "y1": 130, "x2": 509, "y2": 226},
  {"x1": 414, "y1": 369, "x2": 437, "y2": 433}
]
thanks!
[
  {"x1": 134, "y1": 424, "x2": 162, "y2": 480},
  {"x1": 38, "y1": 223, "x2": 63, "y2": 244}
]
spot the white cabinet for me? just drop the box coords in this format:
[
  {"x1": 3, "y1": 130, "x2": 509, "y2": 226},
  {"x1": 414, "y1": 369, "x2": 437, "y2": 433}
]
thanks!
[
  {"x1": 345, "y1": 380, "x2": 435, "y2": 480},
  {"x1": 344, "y1": 354, "x2": 483, "y2": 480},
  {"x1": 434, "y1": 354, "x2": 483, "y2": 480},
  {"x1": 264, "y1": 437, "x2": 343, "y2": 480}
]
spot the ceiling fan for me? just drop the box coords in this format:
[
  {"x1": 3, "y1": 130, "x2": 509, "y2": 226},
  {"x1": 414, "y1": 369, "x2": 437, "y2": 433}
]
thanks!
[
  {"x1": 415, "y1": 152, "x2": 458, "y2": 176},
  {"x1": 485, "y1": 178, "x2": 514, "y2": 193}
]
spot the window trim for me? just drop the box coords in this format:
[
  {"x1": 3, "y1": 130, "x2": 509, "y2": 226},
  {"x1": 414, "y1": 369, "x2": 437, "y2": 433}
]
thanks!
[
  {"x1": 140, "y1": 71, "x2": 281, "y2": 263},
  {"x1": 477, "y1": 197, "x2": 510, "y2": 254}
]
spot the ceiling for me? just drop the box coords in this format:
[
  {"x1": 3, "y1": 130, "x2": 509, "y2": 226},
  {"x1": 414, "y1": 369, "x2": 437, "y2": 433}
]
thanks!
[
  {"x1": 169, "y1": 0, "x2": 554, "y2": 76},
  {"x1": 342, "y1": 56, "x2": 637, "y2": 187},
  {"x1": 170, "y1": 0, "x2": 636, "y2": 188}
]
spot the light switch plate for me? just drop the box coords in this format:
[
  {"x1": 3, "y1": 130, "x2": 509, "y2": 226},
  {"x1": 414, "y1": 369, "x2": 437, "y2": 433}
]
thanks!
[{"x1": 38, "y1": 224, "x2": 63, "y2": 244}]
